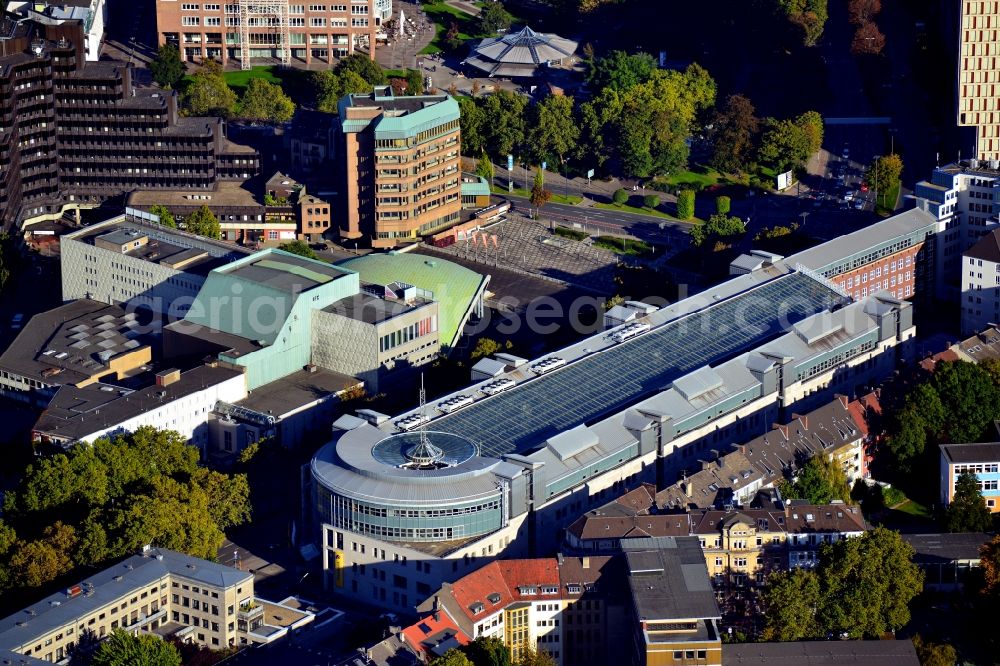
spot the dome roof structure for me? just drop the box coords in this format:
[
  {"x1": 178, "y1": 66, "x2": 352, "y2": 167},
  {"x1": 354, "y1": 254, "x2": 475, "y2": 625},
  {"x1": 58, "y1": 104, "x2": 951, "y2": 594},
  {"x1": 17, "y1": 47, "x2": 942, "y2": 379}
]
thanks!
[{"x1": 465, "y1": 26, "x2": 579, "y2": 78}]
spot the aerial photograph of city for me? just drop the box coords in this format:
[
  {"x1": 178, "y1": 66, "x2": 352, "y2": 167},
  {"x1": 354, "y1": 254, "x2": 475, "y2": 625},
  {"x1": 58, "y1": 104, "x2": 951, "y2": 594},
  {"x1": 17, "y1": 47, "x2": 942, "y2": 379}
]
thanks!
[{"x1": 2, "y1": 0, "x2": 1000, "y2": 664}]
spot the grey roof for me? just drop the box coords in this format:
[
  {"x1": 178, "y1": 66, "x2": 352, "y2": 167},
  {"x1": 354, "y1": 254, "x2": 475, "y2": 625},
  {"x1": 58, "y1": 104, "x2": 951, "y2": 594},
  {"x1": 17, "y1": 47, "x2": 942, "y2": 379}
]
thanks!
[
  {"x1": 470, "y1": 357, "x2": 508, "y2": 377},
  {"x1": 953, "y1": 327, "x2": 1000, "y2": 363},
  {"x1": 966, "y1": 228, "x2": 1000, "y2": 263},
  {"x1": 467, "y1": 26, "x2": 578, "y2": 77},
  {"x1": 325, "y1": 292, "x2": 433, "y2": 325},
  {"x1": 900, "y1": 532, "x2": 991, "y2": 564},
  {"x1": 624, "y1": 537, "x2": 719, "y2": 621},
  {"x1": 402, "y1": 269, "x2": 841, "y2": 458},
  {"x1": 0, "y1": 300, "x2": 148, "y2": 387},
  {"x1": 940, "y1": 442, "x2": 1000, "y2": 464},
  {"x1": 225, "y1": 253, "x2": 350, "y2": 293},
  {"x1": 234, "y1": 368, "x2": 360, "y2": 417},
  {"x1": 723, "y1": 640, "x2": 920, "y2": 665},
  {"x1": 33, "y1": 365, "x2": 243, "y2": 442},
  {"x1": 0, "y1": 548, "x2": 251, "y2": 653}
]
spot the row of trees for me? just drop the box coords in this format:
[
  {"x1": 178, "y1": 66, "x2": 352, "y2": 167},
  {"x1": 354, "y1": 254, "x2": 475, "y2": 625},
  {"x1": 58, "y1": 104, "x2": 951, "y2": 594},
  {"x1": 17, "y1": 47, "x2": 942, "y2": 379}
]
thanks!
[
  {"x1": 459, "y1": 52, "x2": 716, "y2": 179},
  {"x1": 0, "y1": 427, "x2": 250, "y2": 596},
  {"x1": 147, "y1": 204, "x2": 221, "y2": 239},
  {"x1": 709, "y1": 94, "x2": 823, "y2": 178},
  {"x1": 762, "y1": 527, "x2": 923, "y2": 640}
]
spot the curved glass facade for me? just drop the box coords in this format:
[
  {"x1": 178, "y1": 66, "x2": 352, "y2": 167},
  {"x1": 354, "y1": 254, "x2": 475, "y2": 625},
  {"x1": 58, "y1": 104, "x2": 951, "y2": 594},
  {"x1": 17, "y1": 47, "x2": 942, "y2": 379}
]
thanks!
[{"x1": 315, "y1": 484, "x2": 504, "y2": 543}]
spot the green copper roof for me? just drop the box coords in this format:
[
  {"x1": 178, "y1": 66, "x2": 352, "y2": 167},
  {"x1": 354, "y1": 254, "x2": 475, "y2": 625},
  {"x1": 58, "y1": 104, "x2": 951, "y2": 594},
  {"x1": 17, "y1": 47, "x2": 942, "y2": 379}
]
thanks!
[
  {"x1": 338, "y1": 253, "x2": 487, "y2": 349},
  {"x1": 461, "y1": 174, "x2": 490, "y2": 197}
]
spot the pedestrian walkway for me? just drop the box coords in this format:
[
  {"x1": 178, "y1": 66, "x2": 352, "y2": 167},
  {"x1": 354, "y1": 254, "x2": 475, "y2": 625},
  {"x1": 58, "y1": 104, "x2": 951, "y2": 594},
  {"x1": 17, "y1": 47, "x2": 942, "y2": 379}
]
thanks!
[{"x1": 445, "y1": 0, "x2": 481, "y2": 15}]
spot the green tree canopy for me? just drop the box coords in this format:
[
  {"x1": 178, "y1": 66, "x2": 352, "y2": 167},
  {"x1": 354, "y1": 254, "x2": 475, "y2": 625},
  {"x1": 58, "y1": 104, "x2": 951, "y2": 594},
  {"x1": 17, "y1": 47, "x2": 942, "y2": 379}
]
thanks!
[
  {"x1": 0, "y1": 427, "x2": 250, "y2": 596},
  {"x1": 762, "y1": 568, "x2": 821, "y2": 641},
  {"x1": 313, "y1": 69, "x2": 370, "y2": 114},
  {"x1": 865, "y1": 153, "x2": 904, "y2": 191},
  {"x1": 459, "y1": 96, "x2": 487, "y2": 156},
  {"x1": 463, "y1": 636, "x2": 511, "y2": 666},
  {"x1": 405, "y1": 68, "x2": 425, "y2": 95},
  {"x1": 530, "y1": 169, "x2": 552, "y2": 211},
  {"x1": 430, "y1": 649, "x2": 475, "y2": 666},
  {"x1": 912, "y1": 635, "x2": 957, "y2": 666},
  {"x1": 91, "y1": 628, "x2": 182, "y2": 666},
  {"x1": 238, "y1": 78, "x2": 296, "y2": 124},
  {"x1": 757, "y1": 117, "x2": 811, "y2": 172},
  {"x1": 185, "y1": 60, "x2": 237, "y2": 117},
  {"x1": 148, "y1": 205, "x2": 176, "y2": 229},
  {"x1": 612, "y1": 188, "x2": 629, "y2": 205},
  {"x1": 817, "y1": 526, "x2": 923, "y2": 638},
  {"x1": 588, "y1": 50, "x2": 657, "y2": 91},
  {"x1": 527, "y1": 95, "x2": 580, "y2": 165},
  {"x1": 945, "y1": 471, "x2": 993, "y2": 533},
  {"x1": 184, "y1": 205, "x2": 221, "y2": 239},
  {"x1": 784, "y1": 455, "x2": 852, "y2": 504},
  {"x1": 797, "y1": 110, "x2": 824, "y2": 156},
  {"x1": 780, "y1": 0, "x2": 829, "y2": 46},
  {"x1": 690, "y1": 213, "x2": 744, "y2": 247},
  {"x1": 336, "y1": 53, "x2": 387, "y2": 86},
  {"x1": 476, "y1": 151, "x2": 495, "y2": 183},
  {"x1": 150, "y1": 43, "x2": 185, "y2": 89},
  {"x1": 715, "y1": 195, "x2": 731, "y2": 215},
  {"x1": 477, "y1": 1, "x2": 512, "y2": 33},
  {"x1": 710, "y1": 94, "x2": 760, "y2": 174},
  {"x1": 278, "y1": 240, "x2": 320, "y2": 260},
  {"x1": 676, "y1": 189, "x2": 695, "y2": 220},
  {"x1": 471, "y1": 337, "x2": 501, "y2": 360},
  {"x1": 480, "y1": 90, "x2": 528, "y2": 157}
]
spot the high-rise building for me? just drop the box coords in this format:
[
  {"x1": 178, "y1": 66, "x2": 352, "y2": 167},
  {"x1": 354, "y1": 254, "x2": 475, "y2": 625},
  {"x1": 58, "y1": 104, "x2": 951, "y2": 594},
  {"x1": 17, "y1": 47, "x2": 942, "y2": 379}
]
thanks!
[
  {"x1": 0, "y1": 17, "x2": 259, "y2": 231},
  {"x1": 958, "y1": 0, "x2": 1000, "y2": 161},
  {"x1": 154, "y1": 0, "x2": 380, "y2": 70},
  {"x1": 338, "y1": 87, "x2": 462, "y2": 248}
]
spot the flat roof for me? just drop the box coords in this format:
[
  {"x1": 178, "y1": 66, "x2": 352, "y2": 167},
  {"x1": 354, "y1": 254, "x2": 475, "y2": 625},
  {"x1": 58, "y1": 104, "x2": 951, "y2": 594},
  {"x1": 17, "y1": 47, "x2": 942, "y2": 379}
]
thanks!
[
  {"x1": 33, "y1": 365, "x2": 243, "y2": 441},
  {"x1": 0, "y1": 547, "x2": 251, "y2": 653},
  {"x1": 624, "y1": 537, "x2": 719, "y2": 621},
  {"x1": 0, "y1": 300, "x2": 148, "y2": 386},
  {"x1": 723, "y1": 640, "x2": 920, "y2": 665},
  {"x1": 235, "y1": 368, "x2": 359, "y2": 417},
  {"x1": 127, "y1": 181, "x2": 262, "y2": 209},
  {"x1": 223, "y1": 252, "x2": 350, "y2": 293},
  {"x1": 940, "y1": 441, "x2": 1000, "y2": 463},
  {"x1": 404, "y1": 270, "x2": 841, "y2": 458},
  {"x1": 325, "y1": 292, "x2": 433, "y2": 325},
  {"x1": 900, "y1": 532, "x2": 991, "y2": 564}
]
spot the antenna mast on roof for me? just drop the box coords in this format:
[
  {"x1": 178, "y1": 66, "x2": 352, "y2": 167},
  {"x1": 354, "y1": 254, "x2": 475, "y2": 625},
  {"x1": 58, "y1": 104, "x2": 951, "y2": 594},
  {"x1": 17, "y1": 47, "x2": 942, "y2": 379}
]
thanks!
[{"x1": 419, "y1": 373, "x2": 428, "y2": 450}]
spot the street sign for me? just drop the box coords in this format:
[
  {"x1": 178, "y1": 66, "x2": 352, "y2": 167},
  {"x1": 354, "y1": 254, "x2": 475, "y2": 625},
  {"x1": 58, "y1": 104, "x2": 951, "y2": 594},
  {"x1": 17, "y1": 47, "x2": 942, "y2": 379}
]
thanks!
[
  {"x1": 507, "y1": 154, "x2": 514, "y2": 171},
  {"x1": 586, "y1": 169, "x2": 595, "y2": 179},
  {"x1": 542, "y1": 161, "x2": 547, "y2": 171}
]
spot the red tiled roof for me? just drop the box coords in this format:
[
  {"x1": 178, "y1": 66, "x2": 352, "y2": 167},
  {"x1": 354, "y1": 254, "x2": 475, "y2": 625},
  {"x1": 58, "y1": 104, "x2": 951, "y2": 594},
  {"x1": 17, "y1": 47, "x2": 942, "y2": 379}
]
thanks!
[
  {"x1": 447, "y1": 559, "x2": 563, "y2": 624},
  {"x1": 847, "y1": 391, "x2": 882, "y2": 437},
  {"x1": 400, "y1": 610, "x2": 471, "y2": 658},
  {"x1": 920, "y1": 349, "x2": 960, "y2": 372}
]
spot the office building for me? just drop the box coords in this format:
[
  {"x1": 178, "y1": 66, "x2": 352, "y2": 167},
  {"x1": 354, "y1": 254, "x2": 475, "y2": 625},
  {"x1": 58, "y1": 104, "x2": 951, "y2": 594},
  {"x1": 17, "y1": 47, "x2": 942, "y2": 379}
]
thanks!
[
  {"x1": 61, "y1": 213, "x2": 250, "y2": 315},
  {"x1": 961, "y1": 227, "x2": 1000, "y2": 333},
  {"x1": 0, "y1": 18, "x2": 259, "y2": 231},
  {"x1": 958, "y1": 0, "x2": 1000, "y2": 161},
  {"x1": 338, "y1": 87, "x2": 462, "y2": 248},
  {"x1": 8, "y1": 0, "x2": 107, "y2": 61},
  {"x1": 0, "y1": 546, "x2": 314, "y2": 662},
  {"x1": 307, "y1": 262, "x2": 915, "y2": 612},
  {"x1": 154, "y1": 0, "x2": 378, "y2": 69},
  {"x1": 940, "y1": 441, "x2": 1000, "y2": 512}
]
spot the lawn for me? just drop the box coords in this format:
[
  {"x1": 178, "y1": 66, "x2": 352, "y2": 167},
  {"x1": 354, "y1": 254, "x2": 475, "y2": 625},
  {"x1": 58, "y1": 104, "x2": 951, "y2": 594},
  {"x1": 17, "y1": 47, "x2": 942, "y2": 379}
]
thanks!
[
  {"x1": 593, "y1": 236, "x2": 654, "y2": 257},
  {"x1": 875, "y1": 179, "x2": 901, "y2": 217},
  {"x1": 594, "y1": 201, "x2": 680, "y2": 221},
  {"x1": 222, "y1": 66, "x2": 283, "y2": 93},
  {"x1": 553, "y1": 226, "x2": 589, "y2": 241},
  {"x1": 418, "y1": 0, "x2": 481, "y2": 54},
  {"x1": 491, "y1": 184, "x2": 582, "y2": 205},
  {"x1": 656, "y1": 166, "x2": 731, "y2": 191}
]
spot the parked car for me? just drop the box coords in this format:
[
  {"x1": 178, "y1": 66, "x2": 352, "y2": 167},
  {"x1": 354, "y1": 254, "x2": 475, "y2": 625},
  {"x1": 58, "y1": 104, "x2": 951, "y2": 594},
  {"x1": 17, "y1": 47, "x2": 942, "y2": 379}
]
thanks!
[{"x1": 10, "y1": 313, "x2": 24, "y2": 329}]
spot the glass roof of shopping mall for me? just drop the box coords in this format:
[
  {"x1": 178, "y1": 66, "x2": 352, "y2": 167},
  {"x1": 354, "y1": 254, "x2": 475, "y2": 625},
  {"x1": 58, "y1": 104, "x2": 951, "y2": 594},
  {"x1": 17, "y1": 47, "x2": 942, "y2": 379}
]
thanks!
[{"x1": 429, "y1": 272, "x2": 841, "y2": 458}]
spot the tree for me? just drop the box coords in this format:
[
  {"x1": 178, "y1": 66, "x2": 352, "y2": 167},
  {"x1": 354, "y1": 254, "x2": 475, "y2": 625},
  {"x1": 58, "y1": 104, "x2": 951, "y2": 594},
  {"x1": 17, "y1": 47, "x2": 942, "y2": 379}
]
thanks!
[
  {"x1": 932, "y1": 360, "x2": 1000, "y2": 443},
  {"x1": 690, "y1": 213, "x2": 744, "y2": 247},
  {"x1": 185, "y1": 60, "x2": 237, "y2": 117},
  {"x1": 530, "y1": 169, "x2": 552, "y2": 212},
  {"x1": 7, "y1": 522, "x2": 76, "y2": 588},
  {"x1": 588, "y1": 50, "x2": 657, "y2": 91},
  {"x1": 516, "y1": 648, "x2": 557, "y2": 666},
  {"x1": 852, "y1": 21, "x2": 886, "y2": 55},
  {"x1": 527, "y1": 95, "x2": 580, "y2": 166},
  {"x1": 613, "y1": 188, "x2": 630, "y2": 205},
  {"x1": 463, "y1": 636, "x2": 511, "y2": 666},
  {"x1": 886, "y1": 382, "x2": 945, "y2": 469},
  {"x1": 445, "y1": 21, "x2": 462, "y2": 51},
  {"x1": 575, "y1": 87, "x2": 623, "y2": 170},
  {"x1": 865, "y1": 153, "x2": 903, "y2": 203},
  {"x1": 980, "y1": 534, "x2": 1000, "y2": 597},
  {"x1": 676, "y1": 189, "x2": 695, "y2": 220},
  {"x1": 709, "y1": 94, "x2": 760, "y2": 174},
  {"x1": 471, "y1": 337, "x2": 501, "y2": 360},
  {"x1": 480, "y1": 90, "x2": 528, "y2": 157},
  {"x1": 762, "y1": 568, "x2": 821, "y2": 641},
  {"x1": 148, "y1": 205, "x2": 176, "y2": 229},
  {"x1": 796, "y1": 110, "x2": 824, "y2": 157},
  {"x1": 91, "y1": 629, "x2": 182, "y2": 666},
  {"x1": 405, "y1": 69, "x2": 425, "y2": 95},
  {"x1": 430, "y1": 649, "x2": 475, "y2": 666},
  {"x1": 336, "y1": 53, "x2": 387, "y2": 85},
  {"x1": 459, "y1": 96, "x2": 487, "y2": 156},
  {"x1": 785, "y1": 455, "x2": 852, "y2": 504},
  {"x1": 758, "y1": 117, "x2": 811, "y2": 172},
  {"x1": 715, "y1": 196, "x2": 731, "y2": 215},
  {"x1": 781, "y1": 0, "x2": 829, "y2": 46},
  {"x1": 848, "y1": 0, "x2": 881, "y2": 25},
  {"x1": 476, "y1": 151, "x2": 495, "y2": 183},
  {"x1": 313, "y1": 69, "x2": 369, "y2": 114},
  {"x1": 150, "y1": 43, "x2": 185, "y2": 89},
  {"x1": 945, "y1": 471, "x2": 993, "y2": 533},
  {"x1": 278, "y1": 240, "x2": 320, "y2": 260},
  {"x1": 817, "y1": 526, "x2": 923, "y2": 638},
  {"x1": 912, "y1": 635, "x2": 957, "y2": 666},
  {"x1": 477, "y1": 1, "x2": 512, "y2": 33},
  {"x1": 238, "y1": 78, "x2": 295, "y2": 124},
  {"x1": 184, "y1": 205, "x2": 220, "y2": 239},
  {"x1": 643, "y1": 194, "x2": 660, "y2": 209}
]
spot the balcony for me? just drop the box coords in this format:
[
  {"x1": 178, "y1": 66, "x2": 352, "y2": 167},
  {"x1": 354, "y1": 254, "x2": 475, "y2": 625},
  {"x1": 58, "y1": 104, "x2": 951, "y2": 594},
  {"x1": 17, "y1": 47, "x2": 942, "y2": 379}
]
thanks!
[{"x1": 239, "y1": 600, "x2": 264, "y2": 623}]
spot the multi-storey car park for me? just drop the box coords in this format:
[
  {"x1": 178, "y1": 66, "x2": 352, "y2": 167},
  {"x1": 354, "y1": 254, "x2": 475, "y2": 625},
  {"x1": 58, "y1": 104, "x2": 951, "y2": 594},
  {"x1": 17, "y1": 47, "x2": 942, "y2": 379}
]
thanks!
[{"x1": 306, "y1": 260, "x2": 917, "y2": 612}]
